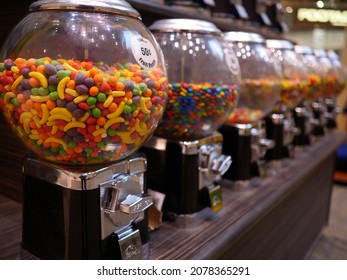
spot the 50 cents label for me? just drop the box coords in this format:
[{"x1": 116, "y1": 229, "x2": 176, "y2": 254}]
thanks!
[{"x1": 131, "y1": 35, "x2": 158, "y2": 70}]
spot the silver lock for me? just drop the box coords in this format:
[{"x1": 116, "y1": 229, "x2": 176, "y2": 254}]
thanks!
[
  {"x1": 100, "y1": 174, "x2": 153, "y2": 232},
  {"x1": 211, "y1": 154, "x2": 232, "y2": 176},
  {"x1": 199, "y1": 142, "x2": 232, "y2": 189},
  {"x1": 251, "y1": 124, "x2": 274, "y2": 161},
  {"x1": 99, "y1": 156, "x2": 153, "y2": 240},
  {"x1": 283, "y1": 115, "x2": 297, "y2": 146}
]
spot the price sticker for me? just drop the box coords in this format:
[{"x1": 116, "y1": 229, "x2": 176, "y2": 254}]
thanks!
[
  {"x1": 131, "y1": 35, "x2": 158, "y2": 70},
  {"x1": 209, "y1": 184, "x2": 223, "y2": 212},
  {"x1": 257, "y1": 160, "x2": 267, "y2": 179}
]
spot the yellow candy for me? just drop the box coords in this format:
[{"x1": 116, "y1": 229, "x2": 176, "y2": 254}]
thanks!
[
  {"x1": 103, "y1": 94, "x2": 114, "y2": 108},
  {"x1": 63, "y1": 62, "x2": 78, "y2": 72},
  {"x1": 39, "y1": 104, "x2": 49, "y2": 125},
  {"x1": 104, "y1": 117, "x2": 125, "y2": 129},
  {"x1": 63, "y1": 121, "x2": 86, "y2": 131},
  {"x1": 50, "y1": 107, "x2": 73, "y2": 118},
  {"x1": 19, "y1": 112, "x2": 34, "y2": 124},
  {"x1": 48, "y1": 113, "x2": 71, "y2": 122},
  {"x1": 140, "y1": 97, "x2": 151, "y2": 114},
  {"x1": 4, "y1": 92, "x2": 15, "y2": 104},
  {"x1": 29, "y1": 71, "x2": 48, "y2": 88},
  {"x1": 11, "y1": 75, "x2": 23, "y2": 90},
  {"x1": 107, "y1": 101, "x2": 124, "y2": 119},
  {"x1": 57, "y1": 76, "x2": 70, "y2": 99},
  {"x1": 65, "y1": 88, "x2": 79, "y2": 97},
  {"x1": 73, "y1": 95, "x2": 89, "y2": 104},
  {"x1": 111, "y1": 91, "x2": 125, "y2": 97},
  {"x1": 92, "y1": 128, "x2": 107, "y2": 137},
  {"x1": 44, "y1": 137, "x2": 68, "y2": 150},
  {"x1": 30, "y1": 95, "x2": 50, "y2": 102}
]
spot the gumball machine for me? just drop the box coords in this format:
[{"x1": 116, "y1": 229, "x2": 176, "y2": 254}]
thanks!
[
  {"x1": 326, "y1": 50, "x2": 346, "y2": 128},
  {"x1": 294, "y1": 45, "x2": 325, "y2": 142},
  {"x1": 141, "y1": 19, "x2": 240, "y2": 219},
  {"x1": 314, "y1": 49, "x2": 344, "y2": 131},
  {"x1": 265, "y1": 39, "x2": 307, "y2": 161},
  {"x1": 0, "y1": 0, "x2": 169, "y2": 259},
  {"x1": 219, "y1": 31, "x2": 281, "y2": 187}
]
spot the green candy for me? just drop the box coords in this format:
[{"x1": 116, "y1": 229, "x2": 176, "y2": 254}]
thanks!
[
  {"x1": 96, "y1": 141, "x2": 105, "y2": 148},
  {"x1": 57, "y1": 70, "x2": 71, "y2": 79},
  {"x1": 49, "y1": 91, "x2": 59, "y2": 100},
  {"x1": 139, "y1": 82, "x2": 147, "y2": 93},
  {"x1": 117, "y1": 77, "x2": 127, "y2": 83},
  {"x1": 59, "y1": 149, "x2": 67, "y2": 156},
  {"x1": 67, "y1": 141, "x2": 77, "y2": 149},
  {"x1": 143, "y1": 114, "x2": 150, "y2": 122},
  {"x1": 132, "y1": 85, "x2": 140, "y2": 95},
  {"x1": 51, "y1": 146, "x2": 60, "y2": 152},
  {"x1": 11, "y1": 98, "x2": 20, "y2": 106},
  {"x1": 48, "y1": 85, "x2": 57, "y2": 92},
  {"x1": 31, "y1": 88, "x2": 39, "y2": 95},
  {"x1": 38, "y1": 87, "x2": 49, "y2": 96},
  {"x1": 173, "y1": 106, "x2": 180, "y2": 113},
  {"x1": 97, "y1": 92, "x2": 106, "y2": 102},
  {"x1": 35, "y1": 58, "x2": 45, "y2": 66},
  {"x1": 87, "y1": 96, "x2": 97, "y2": 106},
  {"x1": 91, "y1": 107, "x2": 101, "y2": 118},
  {"x1": 123, "y1": 104, "x2": 133, "y2": 114},
  {"x1": 84, "y1": 147, "x2": 93, "y2": 154},
  {"x1": 107, "y1": 128, "x2": 117, "y2": 136}
]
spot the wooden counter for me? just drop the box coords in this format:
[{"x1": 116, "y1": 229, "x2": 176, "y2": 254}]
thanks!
[
  {"x1": 0, "y1": 129, "x2": 346, "y2": 259},
  {"x1": 147, "y1": 131, "x2": 346, "y2": 259}
]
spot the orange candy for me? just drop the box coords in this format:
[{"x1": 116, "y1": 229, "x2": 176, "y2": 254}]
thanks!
[
  {"x1": 97, "y1": 116, "x2": 107, "y2": 126},
  {"x1": 89, "y1": 67, "x2": 100, "y2": 77},
  {"x1": 116, "y1": 82, "x2": 125, "y2": 91},
  {"x1": 108, "y1": 102, "x2": 117, "y2": 112},
  {"x1": 29, "y1": 77, "x2": 40, "y2": 87},
  {"x1": 89, "y1": 86, "x2": 99, "y2": 96},
  {"x1": 67, "y1": 79, "x2": 76, "y2": 89},
  {"x1": 46, "y1": 99, "x2": 56, "y2": 110}
]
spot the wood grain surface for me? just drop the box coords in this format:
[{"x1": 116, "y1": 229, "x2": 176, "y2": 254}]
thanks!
[{"x1": 0, "y1": 130, "x2": 345, "y2": 259}]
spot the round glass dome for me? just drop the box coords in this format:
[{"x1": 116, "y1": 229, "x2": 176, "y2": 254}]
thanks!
[
  {"x1": 149, "y1": 18, "x2": 241, "y2": 141},
  {"x1": 266, "y1": 39, "x2": 308, "y2": 111},
  {"x1": 0, "y1": 0, "x2": 168, "y2": 165},
  {"x1": 314, "y1": 49, "x2": 342, "y2": 98},
  {"x1": 294, "y1": 45, "x2": 323, "y2": 104},
  {"x1": 223, "y1": 31, "x2": 282, "y2": 124},
  {"x1": 327, "y1": 50, "x2": 346, "y2": 97}
]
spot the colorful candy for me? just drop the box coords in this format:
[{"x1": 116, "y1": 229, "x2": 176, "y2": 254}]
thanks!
[
  {"x1": 301, "y1": 74, "x2": 322, "y2": 104},
  {"x1": 279, "y1": 79, "x2": 305, "y2": 110},
  {"x1": 301, "y1": 73, "x2": 345, "y2": 102},
  {"x1": 320, "y1": 74, "x2": 346, "y2": 98},
  {"x1": 226, "y1": 78, "x2": 281, "y2": 124},
  {"x1": 0, "y1": 57, "x2": 168, "y2": 165},
  {"x1": 226, "y1": 108, "x2": 264, "y2": 125},
  {"x1": 154, "y1": 82, "x2": 239, "y2": 140}
]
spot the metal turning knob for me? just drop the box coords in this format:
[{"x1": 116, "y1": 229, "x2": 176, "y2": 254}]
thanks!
[
  {"x1": 310, "y1": 118, "x2": 320, "y2": 126},
  {"x1": 259, "y1": 138, "x2": 275, "y2": 150},
  {"x1": 211, "y1": 155, "x2": 232, "y2": 176},
  {"x1": 292, "y1": 127, "x2": 301, "y2": 136},
  {"x1": 120, "y1": 194, "x2": 153, "y2": 215}
]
